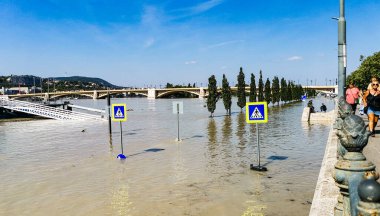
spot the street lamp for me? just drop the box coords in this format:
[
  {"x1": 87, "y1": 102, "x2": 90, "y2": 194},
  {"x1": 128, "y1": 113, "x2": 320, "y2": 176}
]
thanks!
[{"x1": 334, "y1": 0, "x2": 347, "y2": 98}]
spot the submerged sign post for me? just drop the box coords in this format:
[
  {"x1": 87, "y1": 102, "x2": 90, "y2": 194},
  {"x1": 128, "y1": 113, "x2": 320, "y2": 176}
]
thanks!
[
  {"x1": 112, "y1": 104, "x2": 127, "y2": 159},
  {"x1": 172, "y1": 101, "x2": 183, "y2": 141},
  {"x1": 246, "y1": 102, "x2": 268, "y2": 171}
]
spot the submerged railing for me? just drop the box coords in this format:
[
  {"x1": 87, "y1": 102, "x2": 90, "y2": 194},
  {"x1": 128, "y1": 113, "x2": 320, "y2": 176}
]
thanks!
[
  {"x1": 0, "y1": 96, "x2": 104, "y2": 121},
  {"x1": 333, "y1": 97, "x2": 380, "y2": 215}
]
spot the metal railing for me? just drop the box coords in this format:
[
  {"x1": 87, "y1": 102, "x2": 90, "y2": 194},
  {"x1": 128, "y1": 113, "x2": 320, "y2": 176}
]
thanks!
[
  {"x1": 0, "y1": 96, "x2": 104, "y2": 121},
  {"x1": 333, "y1": 97, "x2": 380, "y2": 215}
]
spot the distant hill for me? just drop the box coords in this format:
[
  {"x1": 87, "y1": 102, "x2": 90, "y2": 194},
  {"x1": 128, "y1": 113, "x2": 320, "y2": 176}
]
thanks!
[{"x1": 53, "y1": 76, "x2": 120, "y2": 88}]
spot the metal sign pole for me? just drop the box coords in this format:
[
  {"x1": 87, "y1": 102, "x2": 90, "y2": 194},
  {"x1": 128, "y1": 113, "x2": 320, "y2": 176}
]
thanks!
[
  {"x1": 246, "y1": 102, "x2": 268, "y2": 172},
  {"x1": 177, "y1": 103, "x2": 180, "y2": 141},
  {"x1": 107, "y1": 90, "x2": 112, "y2": 138},
  {"x1": 120, "y1": 121, "x2": 123, "y2": 155},
  {"x1": 256, "y1": 123, "x2": 260, "y2": 167}
]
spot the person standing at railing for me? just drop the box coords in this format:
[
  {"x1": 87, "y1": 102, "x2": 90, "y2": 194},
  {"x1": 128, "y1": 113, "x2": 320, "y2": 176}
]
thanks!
[
  {"x1": 363, "y1": 80, "x2": 380, "y2": 137},
  {"x1": 346, "y1": 83, "x2": 360, "y2": 114}
]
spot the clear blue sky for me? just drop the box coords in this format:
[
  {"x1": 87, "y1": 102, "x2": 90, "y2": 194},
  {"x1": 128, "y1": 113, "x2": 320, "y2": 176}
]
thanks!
[{"x1": 0, "y1": 0, "x2": 379, "y2": 87}]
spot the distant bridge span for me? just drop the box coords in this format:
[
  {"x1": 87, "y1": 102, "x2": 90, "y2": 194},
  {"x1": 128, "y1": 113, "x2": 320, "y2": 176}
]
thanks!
[{"x1": 7, "y1": 85, "x2": 338, "y2": 100}]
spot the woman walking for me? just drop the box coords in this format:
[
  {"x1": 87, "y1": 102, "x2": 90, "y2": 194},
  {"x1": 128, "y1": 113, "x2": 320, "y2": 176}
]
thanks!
[
  {"x1": 363, "y1": 80, "x2": 380, "y2": 137},
  {"x1": 345, "y1": 83, "x2": 360, "y2": 114}
]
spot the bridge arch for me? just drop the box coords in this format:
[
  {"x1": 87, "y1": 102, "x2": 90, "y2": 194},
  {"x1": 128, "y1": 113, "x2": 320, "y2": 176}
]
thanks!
[
  {"x1": 97, "y1": 92, "x2": 148, "y2": 99},
  {"x1": 157, "y1": 90, "x2": 200, "y2": 98},
  {"x1": 50, "y1": 93, "x2": 93, "y2": 100}
]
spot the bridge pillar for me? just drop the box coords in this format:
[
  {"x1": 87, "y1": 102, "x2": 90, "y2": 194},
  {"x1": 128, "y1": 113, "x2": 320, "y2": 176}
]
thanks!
[
  {"x1": 44, "y1": 93, "x2": 50, "y2": 102},
  {"x1": 93, "y1": 90, "x2": 98, "y2": 100},
  {"x1": 199, "y1": 87, "x2": 205, "y2": 98},
  {"x1": 148, "y1": 88, "x2": 156, "y2": 99}
]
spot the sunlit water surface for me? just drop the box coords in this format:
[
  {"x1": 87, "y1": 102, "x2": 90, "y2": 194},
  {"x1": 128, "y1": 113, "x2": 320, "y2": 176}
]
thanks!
[{"x1": 0, "y1": 97, "x2": 335, "y2": 216}]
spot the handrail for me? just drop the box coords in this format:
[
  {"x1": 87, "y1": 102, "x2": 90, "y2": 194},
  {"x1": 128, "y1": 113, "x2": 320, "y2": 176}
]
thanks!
[{"x1": 0, "y1": 97, "x2": 103, "y2": 120}]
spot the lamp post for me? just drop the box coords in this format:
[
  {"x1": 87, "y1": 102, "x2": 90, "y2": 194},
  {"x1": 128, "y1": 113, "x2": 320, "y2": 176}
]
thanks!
[{"x1": 337, "y1": 0, "x2": 347, "y2": 98}]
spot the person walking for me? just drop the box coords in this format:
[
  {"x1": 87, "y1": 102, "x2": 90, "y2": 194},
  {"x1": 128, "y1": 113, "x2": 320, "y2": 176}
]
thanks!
[
  {"x1": 367, "y1": 76, "x2": 378, "y2": 90},
  {"x1": 345, "y1": 83, "x2": 360, "y2": 114},
  {"x1": 363, "y1": 80, "x2": 380, "y2": 137}
]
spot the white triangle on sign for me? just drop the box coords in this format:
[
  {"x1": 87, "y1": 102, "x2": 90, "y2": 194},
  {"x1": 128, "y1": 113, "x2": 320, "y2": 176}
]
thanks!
[
  {"x1": 115, "y1": 108, "x2": 124, "y2": 117},
  {"x1": 251, "y1": 107, "x2": 263, "y2": 119}
]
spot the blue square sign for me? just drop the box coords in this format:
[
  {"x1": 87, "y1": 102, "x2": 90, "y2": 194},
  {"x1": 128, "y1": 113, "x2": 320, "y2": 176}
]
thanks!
[
  {"x1": 111, "y1": 104, "x2": 127, "y2": 122},
  {"x1": 246, "y1": 102, "x2": 268, "y2": 124}
]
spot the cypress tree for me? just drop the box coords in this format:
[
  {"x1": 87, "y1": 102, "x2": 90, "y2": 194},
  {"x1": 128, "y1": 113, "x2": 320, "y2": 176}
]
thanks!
[
  {"x1": 280, "y1": 77, "x2": 287, "y2": 104},
  {"x1": 291, "y1": 82, "x2": 297, "y2": 100},
  {"x1": 258, "y1": 70, "x2": 264, "y2": 101},
  {"x1": 264, "y1": 78, "x2": 272, "y2": 104},
  {"x1": 287, "y1": 81, "x2": 293, "y2": 102},
  {"x1": 237, "y1": 67, "x2": 246, "y2": 111},
  {"x1": 222, "y1": 74, "x2": 232, "y2": 115},
  {"x1": 272, "y1": 76, "x2": 280, "y2": 106},
  {"x1": 249, "y1": 73, "x2": 256, "y2": 102},
  {"x1": 207, "y1": 75, "x2": 217, "y2": 117}
]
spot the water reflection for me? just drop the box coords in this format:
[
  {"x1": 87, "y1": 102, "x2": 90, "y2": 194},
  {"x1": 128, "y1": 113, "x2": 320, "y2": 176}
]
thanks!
[
  {"x1": 242, "y1": 173, "x2": 267, "y2": 216},
  {"x1": 222, "y1": 115, "x2": 232, "y2": 143},
  {"x1": 172, "y1": 144, "x2": 188, "y2": 185},
  {"x1": 207, "y1": 118, "x2": 217, "y2": 145},
  {"x1": 236, "y1": 112, "x2": 247, "y2": 147},
  {"x1": 110, "y1": 167, "x2": 133, "y2": 216}
]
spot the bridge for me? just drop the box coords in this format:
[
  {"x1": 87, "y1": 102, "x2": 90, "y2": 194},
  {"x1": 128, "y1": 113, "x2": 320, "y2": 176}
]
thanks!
[{"x1": 5, "y1": 85, "x2": 338, "y2": 100}]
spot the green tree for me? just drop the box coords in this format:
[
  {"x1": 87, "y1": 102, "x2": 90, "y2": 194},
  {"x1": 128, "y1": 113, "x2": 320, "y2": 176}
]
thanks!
[
  {"x1": 222, "y1": 74, "x2": 232, "y2": 115},
  {"x1": 249, "y1": 73, "x2": 256, "y2": 102},
  {"x1": 258, "y1": 70, "x2": 264, "y2": 101},
  {"x1": 237, "y1": 67, "x2": 246, "y2": 111},
  {"x1": 347, "y1": 51, "x2": 380, "y2": 89},
  {"x1": 287, "y1": 81, "x2": 293, "y2": 102},
  {"x1": 264, "y1": 78, "x2": 272, "y2": 104},
  {"x1": 207, "y1": 75, "x2": 218, "y2": 117},
  {"x1": 272, "y1": 76, "x2": 280, "y2": 105},
  {"x1": 280, "y1": 77, "x2": 288, "y2": 104}
]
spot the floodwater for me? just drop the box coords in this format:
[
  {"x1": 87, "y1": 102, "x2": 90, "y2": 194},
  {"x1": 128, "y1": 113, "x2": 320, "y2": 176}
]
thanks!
[{"x1": 0, "y1": 97, "x2": 335, "y2": 216}]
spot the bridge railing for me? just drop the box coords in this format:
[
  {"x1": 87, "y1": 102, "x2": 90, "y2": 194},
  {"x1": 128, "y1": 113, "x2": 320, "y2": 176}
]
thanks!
[
  {"x1": 0, "y1": 97, "x2": 103, "y2": 120},
  {"x1": 333, "y1": 97, "x2": 380, "y2": 215}
]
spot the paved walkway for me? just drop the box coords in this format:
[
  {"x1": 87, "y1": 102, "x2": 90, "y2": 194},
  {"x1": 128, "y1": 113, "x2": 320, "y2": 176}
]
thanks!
[{"x1": 361, "y1": 114, "x2": 380, "y2": 177}]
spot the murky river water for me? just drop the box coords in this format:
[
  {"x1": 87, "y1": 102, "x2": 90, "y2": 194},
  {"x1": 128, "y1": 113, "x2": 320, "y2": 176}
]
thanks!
[{"x1": 0, "y1": 97, "x2": 335, "y2": 216}]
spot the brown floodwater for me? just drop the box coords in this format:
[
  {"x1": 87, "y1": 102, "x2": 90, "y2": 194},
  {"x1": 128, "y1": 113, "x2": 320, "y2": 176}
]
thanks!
[{"x1": 0, "y1": 97, "x2": 335, "y2": 216}]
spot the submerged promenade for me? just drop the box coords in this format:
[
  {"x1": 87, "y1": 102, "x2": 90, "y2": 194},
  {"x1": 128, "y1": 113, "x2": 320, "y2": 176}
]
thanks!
[{"x1": 309, "y1": 107, "x2": 380, "y2": 215}]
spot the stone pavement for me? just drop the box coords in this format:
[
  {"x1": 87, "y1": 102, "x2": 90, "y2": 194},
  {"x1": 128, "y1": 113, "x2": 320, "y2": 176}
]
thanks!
[{"x1": 361, "y1": 113, "x2": 380, "y2": 180}]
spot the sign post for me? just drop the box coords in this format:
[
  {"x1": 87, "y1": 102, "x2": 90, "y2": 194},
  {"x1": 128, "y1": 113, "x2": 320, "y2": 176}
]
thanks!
[
  {"x1": 246, "y1": 102, "x2": 268, "y2": 171},
  {"x1": 111, "y1": 103, "x2": 127, "y2": 159},
  {"x1": 172, "y1": 101, "x2": 183, "y2": 141}
]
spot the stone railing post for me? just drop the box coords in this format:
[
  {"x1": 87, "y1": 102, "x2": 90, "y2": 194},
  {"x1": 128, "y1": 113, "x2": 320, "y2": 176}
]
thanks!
[
  {"x1": 357, "y1": 171, "x2": 380, "y2": 215},
  {"x1": 334, "y1": 114, "x2": 373, "y2": 216}
]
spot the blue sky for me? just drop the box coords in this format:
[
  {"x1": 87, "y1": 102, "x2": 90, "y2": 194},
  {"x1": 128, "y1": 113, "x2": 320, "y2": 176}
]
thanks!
[{"x1": 0, "y1": 0, "x2": 379, "y2": 87}]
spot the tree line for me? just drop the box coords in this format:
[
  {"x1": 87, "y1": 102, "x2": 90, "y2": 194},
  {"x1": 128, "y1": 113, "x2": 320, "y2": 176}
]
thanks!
[
  {"x1": 347, "y1": 51, "x2": 380, "y2": 90},
  {"x1": 207, "y1": 67, "x2": 306, "y2": 117}
]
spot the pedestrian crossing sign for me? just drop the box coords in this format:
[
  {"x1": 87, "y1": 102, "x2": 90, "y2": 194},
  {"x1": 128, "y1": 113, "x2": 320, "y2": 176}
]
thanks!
[
  {"x1": 111, "y1": 104, "x2": 127, "y2": 122},
  {"x1": 246, "y1": 102, "x2": 268, "y2": 124}
]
